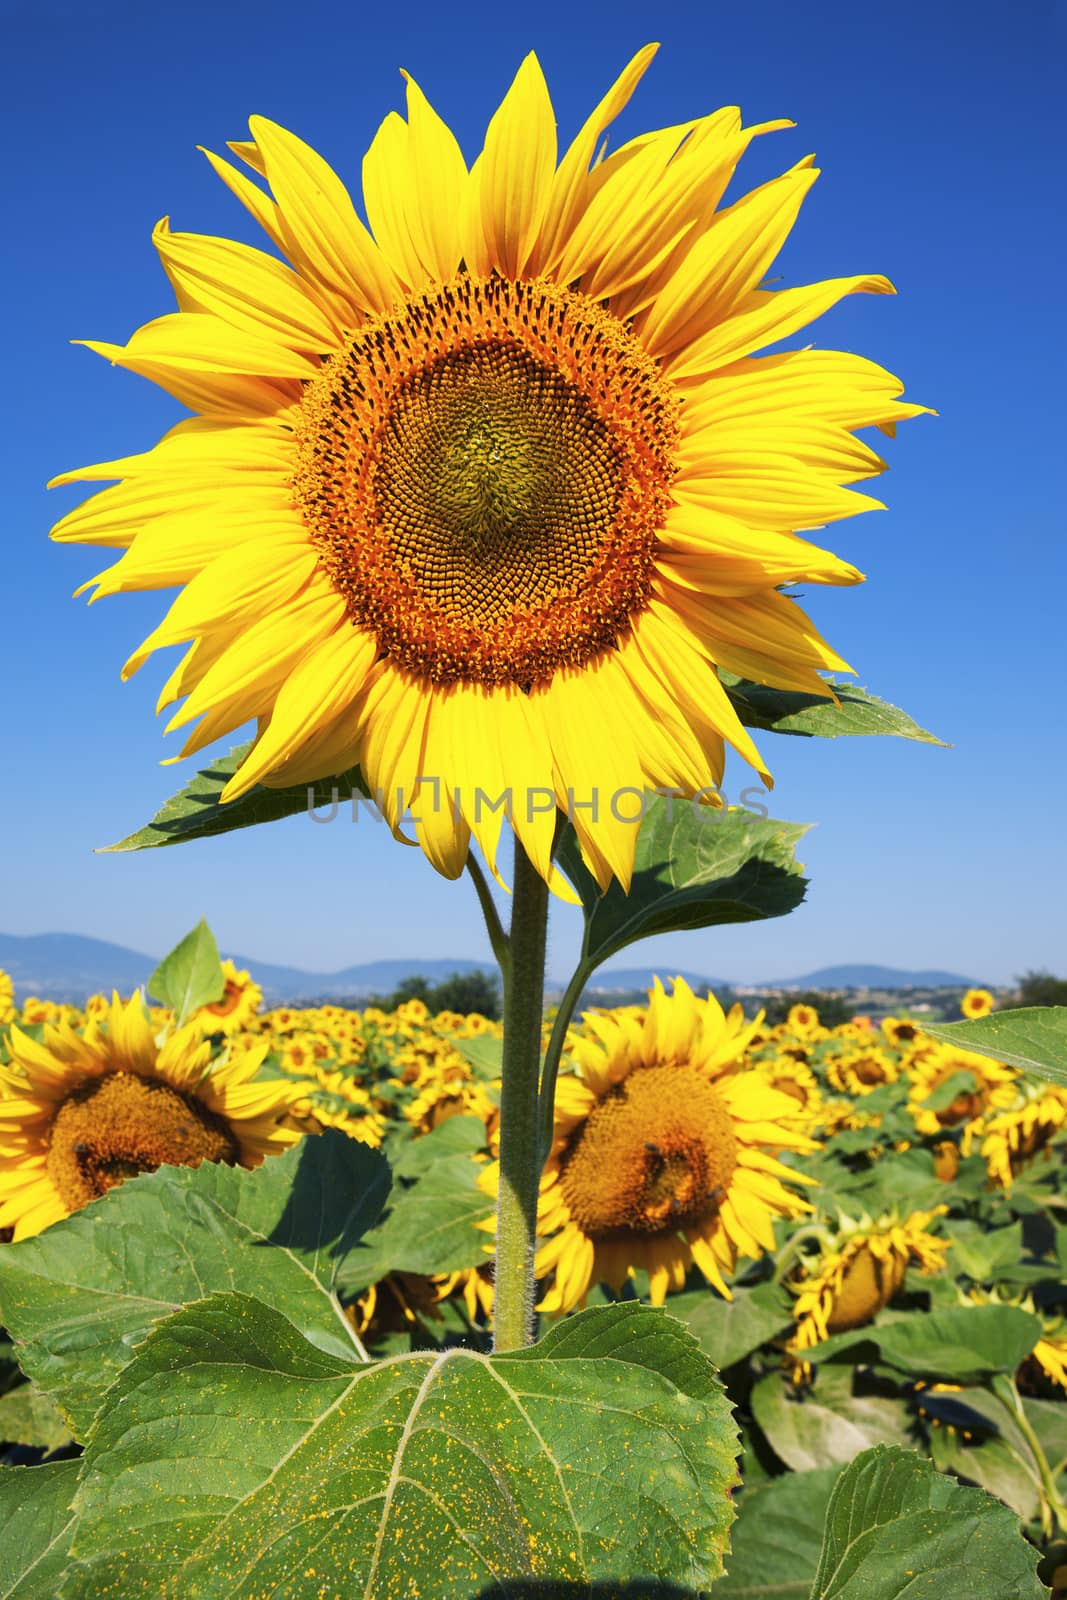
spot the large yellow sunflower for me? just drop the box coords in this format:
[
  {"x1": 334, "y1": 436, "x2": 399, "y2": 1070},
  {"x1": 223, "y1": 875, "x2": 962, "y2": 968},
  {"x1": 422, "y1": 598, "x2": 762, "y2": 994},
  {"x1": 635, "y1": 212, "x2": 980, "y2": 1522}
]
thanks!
[
  {"x1": 494, "y1": 979, "x2": 817, "y2": 1311},
  {"x1": 0, "y1": 994, "x2": 309, "y2": 1239},
  {"x1": 50, "y1": 46, "x2": 925, "y2": 891}
]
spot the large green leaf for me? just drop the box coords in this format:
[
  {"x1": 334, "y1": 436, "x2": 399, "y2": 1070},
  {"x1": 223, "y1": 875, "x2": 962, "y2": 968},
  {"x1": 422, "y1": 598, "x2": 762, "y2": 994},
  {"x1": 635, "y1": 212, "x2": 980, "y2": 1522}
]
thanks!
[
  {"x1": 803, "y1": 1304, "x2": 1042, "y2": 1383},
  {"x1": 711, "y1": 1467, "x2": 844, "y2": 1597},
  {"x1": 102, "y1": 742, "x2": 369, "y2": 852},
  {"x1": 0, "y1": 1132, "x2": 387, "y2": 1437},
  {"x1": 60, "y1": 1296, "x2": 738, "y2": 1597},
  {"x1": 558, "y1": 800, "x2": 808, "y2": 971},
  {"x1": 0, "y1": 1461, "x2": 79, "y2": 1599},
  {"x1": 148, "y1": 918, "x2": 224, "y2": 1022},
  {"x1": 750, "y1": 1373, "x2": 913, "y2": 1473},
  {"x1": 722, "y1": 675, "x2": 944, "y2": 744},
  {"x1": 923, "y1": 1008, "x2": 1067, "y2": 1085},
  {"x1": 675, "y1": 1282, "x2": 795, "y2": 1370},
  {"x1": 810, "y1": 1444, "x2": 1045, "y2": 1598}
]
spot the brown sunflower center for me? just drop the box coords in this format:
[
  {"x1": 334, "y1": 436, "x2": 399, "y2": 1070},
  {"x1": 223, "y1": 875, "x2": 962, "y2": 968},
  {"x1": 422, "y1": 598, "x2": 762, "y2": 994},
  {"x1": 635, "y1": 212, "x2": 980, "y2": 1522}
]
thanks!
[
  {"x1": 558, "y1": 1063, "x2": 738, "y2": 1239},
  {"x1": 825, "y1": 1242, "x2": 907, "y2": 1333},
  {"x1": 292, "y1": 275, "x2": 678, "y2": 688},
  {"x1": 45, "y1": 1071, "x2": 238, "y2": 1210}
]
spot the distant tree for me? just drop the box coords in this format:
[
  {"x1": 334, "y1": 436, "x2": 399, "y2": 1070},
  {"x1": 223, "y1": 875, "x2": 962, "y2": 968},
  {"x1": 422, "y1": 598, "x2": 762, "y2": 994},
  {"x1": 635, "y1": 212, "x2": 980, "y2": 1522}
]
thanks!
[
  {"x1": 1007, "y1": 970, "x2": 1067, "y2": 1009},
  {"x1": 427, "y1": 970, "x2": 501, "y2": 1020},
  {"x1": 366, "y1": 969, "x2": 502, "y2": 1020},
  {"x1": 761, "y1": 990, "x2": 853, "y2": 1028}
]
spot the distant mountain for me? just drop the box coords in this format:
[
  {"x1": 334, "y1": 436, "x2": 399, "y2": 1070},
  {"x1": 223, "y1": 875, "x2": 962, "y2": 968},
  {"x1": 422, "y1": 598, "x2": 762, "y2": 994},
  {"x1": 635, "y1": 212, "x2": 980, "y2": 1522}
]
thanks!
[
  {"x1": 0, "y1": 933, "x2": 494, "y2": 1005},
  {"x1": 0, "y1": 934, "x2": 980, "y2": 1006},
  {"x1": 773, "y1": 964, "x2": 975, "y2": 989},
  {"x1": 583, "y1": 968, "x2": 724, "y2": 995}
]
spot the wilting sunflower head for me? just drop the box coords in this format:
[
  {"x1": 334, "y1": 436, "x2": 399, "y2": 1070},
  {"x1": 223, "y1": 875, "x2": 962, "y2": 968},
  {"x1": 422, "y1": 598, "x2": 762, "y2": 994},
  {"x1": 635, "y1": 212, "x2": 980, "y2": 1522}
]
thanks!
[
  {"x1": 979, "y1": 1082, "x2": 1067, "y2": 1189},
  {"x1": 789, "y1": 1206, "x2": 949, "y2": 1358},
  {"x1": 0, "y1": 993, "x2": 310, "y2": 1239},
  {"x1": 194, "y1": 958, "x2": 263, "y2": 1035},
  {"x1": 960, "y1": 987, "x2": 995, "y2": 1019},
  {"x1": 495, "y1": 978, "x2": 818, "y2": 1312},
  {"x1": 906, "y1": 1042, "x2": 1018, "y2": 1148},
  {"x1": 50, "y1": 46, "x2": 927, "y2": 893}
]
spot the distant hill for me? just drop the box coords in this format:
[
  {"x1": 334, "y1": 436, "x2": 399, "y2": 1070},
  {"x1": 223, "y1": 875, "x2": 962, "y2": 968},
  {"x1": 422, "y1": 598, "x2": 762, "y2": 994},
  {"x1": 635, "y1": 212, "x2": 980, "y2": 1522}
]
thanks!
[
  {"x1": 0, "y1": 933, "x2": 493, "y2": 1005},
  {"x1": 584, "y1": 968, "x2": 724, "y2": 995},
  {"x1": 773, "y1": 964, "x2": 975, "y2": 989},
  {"x1": 0, "y1": 934, "x2": 980, "y2": 1006}
]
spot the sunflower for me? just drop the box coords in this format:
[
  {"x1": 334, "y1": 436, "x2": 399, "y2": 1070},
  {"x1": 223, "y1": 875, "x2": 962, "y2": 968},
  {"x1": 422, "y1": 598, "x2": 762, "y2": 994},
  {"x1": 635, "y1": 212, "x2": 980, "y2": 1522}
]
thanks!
[
  {"x1": 786, "y1": 1003, "x2": 821, "y2": 1036},
  {"x1": 194, "y1": 958, "x2": 263, "y2": 1034},
  {"x1": 881, "y1": 1015, "x2": 923, "y2": 1048},
  {"x1": 50, "y1": 46, "x2": 925, "y2": 892},
  {"x1": 789, "y1": 1207, "x2": 948, "y2": 1361},
  {"x1": 754, "y1": 1054, "x2": 824, "y2": 1125},
  {"x1": 906, "y1": 1041, "x2": 1018, "y2": 1149},
  {"x1": 489, "y1": 978, "x2": 817, "y2": 1312},
  {"x1": 0, "y1": 994, "x2": 309, "y2": 1240},
  {"x1": 0, "y1": 970, "x2": 14, "y2": 1028},
  {"x1": 980, "y1": 1083, "x2": 1067, "y2": 1189},
  {"x1": 825, "y1": 1044, "x2": 900, "y2": 1097},
  {"x1": 960, "y1": 987, "x2": 995, "y2": 1019}
]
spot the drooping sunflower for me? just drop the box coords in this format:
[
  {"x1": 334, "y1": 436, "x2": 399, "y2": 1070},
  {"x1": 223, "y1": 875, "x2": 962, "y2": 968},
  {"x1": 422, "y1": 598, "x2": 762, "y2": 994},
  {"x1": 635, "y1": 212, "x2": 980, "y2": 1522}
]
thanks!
[
  {"x1": 789, "y1": 1207, "x2": 949, "y2": 1363},
  {"x1": 50, "y1": 46, "x2": 925, "y2": 892},
  {"x1": 906, "y1": 1041, "x2": 1018, "y2": 1149},
  {"x1": 0, "y1": 994, "x2": 310, "y2": 1239},
  {"x1": 492, "y1": 979, "x2": 818, "y2": 1311},
  {"x1": 979, "y1": 1082, "x2": 1067, "y2": 1189},
  {"x1": 960, "y1": 987, "x2": 995, "y2": 1019},
  {"x1": 194, "y1": 957, "x2": 263, "y2": 1034}
]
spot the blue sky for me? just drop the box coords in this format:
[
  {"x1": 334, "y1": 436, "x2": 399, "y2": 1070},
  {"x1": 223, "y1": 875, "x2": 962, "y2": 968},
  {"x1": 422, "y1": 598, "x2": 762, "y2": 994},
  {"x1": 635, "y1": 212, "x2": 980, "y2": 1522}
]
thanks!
[{"x1": 3, "y1": 0, "x2": 1063, "y2": 987}]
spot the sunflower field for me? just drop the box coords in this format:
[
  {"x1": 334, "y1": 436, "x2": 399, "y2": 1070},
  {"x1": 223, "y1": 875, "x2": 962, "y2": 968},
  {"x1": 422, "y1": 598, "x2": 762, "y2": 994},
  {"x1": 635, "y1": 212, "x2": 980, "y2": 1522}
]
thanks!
[
  {"x1": 3, "y1": 919, "x2": 1067, "y2": 1597},
  {"x1": 10, "y1": 32, "x2": 1066, "y2": 1600}
]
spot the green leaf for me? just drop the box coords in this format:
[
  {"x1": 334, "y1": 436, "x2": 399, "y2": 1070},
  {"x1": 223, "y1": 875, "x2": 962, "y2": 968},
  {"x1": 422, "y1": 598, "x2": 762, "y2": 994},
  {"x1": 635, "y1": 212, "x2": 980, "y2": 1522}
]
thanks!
[
  {"x1": 336, "y1": 1148, "x2": 491, "y2": 1291},
  {"x1": 947, "y1": 1221, "x2": 1025, "y2": 1282},
  {"x1": 750, "y1": 1373, "x2": 914, "y2": 1473},
  {"x1": 711, "y1": 1467, "x2": 844, "y2": 1597},
  {"x1": 928, "y1": 1427, "x2": 1041, "y2": 1523},
  {"x1": 62, "y1": 1297, "x2": 739, "y2": 1597},
  {"x1": 0, "y1": 1131, "x2": 387, "y2": 1437},
  {"x1": 722, "y1": 675, "x2": 945, "y2": 745},
  {"x1": 558, "y1": 800, "x2": 808, "y2": 972},
  {"x1": 676, "y1": 1282, "x2": 795, "y2": 1369},
  {"x1": 387, "y1": 1113, "x2": 489, "y2": 1178},
  {"x1": 0, "y1": 1460, "x2": 78, "y2": 1598},
  {"x1": 147, "y1": 918, "x2": 224, "y2": 1022},
  {"x1": 0, "y1": 1384, "x2": 72, "y2": 1453},
  {"x1": 923, "y1": 1007, "x2": 1067, "y2": 1085},
  {"x1": 810, "y1": 1444, "x2": 1046, "y2": 1598},
  {"x1": 450, "y1": 1033, "x2": 504, "y2": 1079},
  {"x1": 803, "y1": 1304, "x2": 1043, "y2": 1383},
  {"x1": 101, "y1": 741, "x2": 369, "y2": 853}
]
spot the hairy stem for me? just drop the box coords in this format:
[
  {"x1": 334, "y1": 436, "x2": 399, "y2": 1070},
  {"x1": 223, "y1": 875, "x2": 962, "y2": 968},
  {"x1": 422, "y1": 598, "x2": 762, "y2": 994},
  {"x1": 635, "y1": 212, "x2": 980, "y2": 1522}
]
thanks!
[{"x1": 493, "y1": 837, "x2": 549, "y2": 1352}]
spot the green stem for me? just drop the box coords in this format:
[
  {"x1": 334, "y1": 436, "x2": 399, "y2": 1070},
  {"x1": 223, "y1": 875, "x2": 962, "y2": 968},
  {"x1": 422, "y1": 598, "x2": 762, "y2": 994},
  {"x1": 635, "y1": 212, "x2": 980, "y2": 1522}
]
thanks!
[
  {"x1": 991, "y1": 1374, "x2": 1067, "y2": 1537},
  {"x1": 465, "y1": 852, "x2": 510, "y2": 974},
  {"x1": 537, "y1": 959, "x2": 594, "y2": 1165},
  {"x1": 771, "y1": 1224, "x2": 838, "y2": 1284},
  {"x1": 493, "y1": 836, "x2": 550, "y2": 1353}
]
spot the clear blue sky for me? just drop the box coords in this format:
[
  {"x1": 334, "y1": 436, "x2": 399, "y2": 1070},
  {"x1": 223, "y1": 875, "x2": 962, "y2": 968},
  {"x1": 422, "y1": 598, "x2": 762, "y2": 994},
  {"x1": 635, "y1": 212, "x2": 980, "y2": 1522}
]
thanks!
[{"x1": 3, "y1": 0, "x2": 1063, "y2": 986}]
